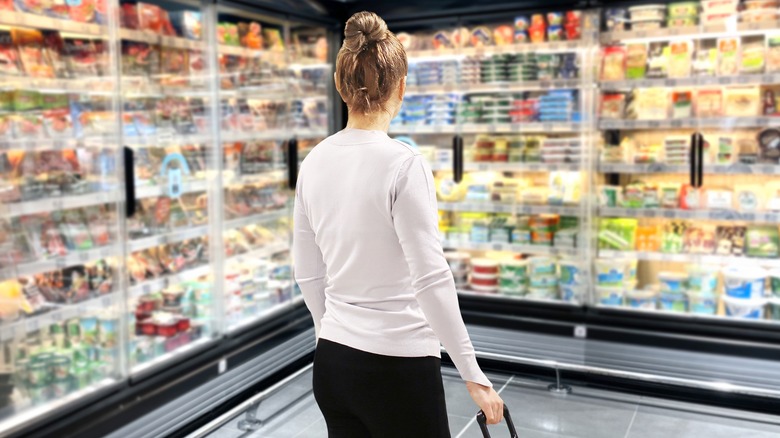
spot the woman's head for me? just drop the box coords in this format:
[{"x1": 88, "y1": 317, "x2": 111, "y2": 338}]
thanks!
[{"x1": 335, "y1": 11, "x2": 408, "y2": 117}]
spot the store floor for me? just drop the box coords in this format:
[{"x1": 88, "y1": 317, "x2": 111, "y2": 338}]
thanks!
[{"x1": 200, "y1": 367, "x2": 780, "y2": 438}]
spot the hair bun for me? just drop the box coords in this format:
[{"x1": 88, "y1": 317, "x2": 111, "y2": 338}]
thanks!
[{"x1": 343, "y1": 11, "x2": 388, "y2": 52}]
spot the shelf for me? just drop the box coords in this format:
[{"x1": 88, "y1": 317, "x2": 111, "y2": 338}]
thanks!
[
  {"x1": 0, "y1": 136, "x2": 118, "y2": 152},
  {"x1": 601, "y1": 19, "x2": 780, "y2": 43},
  {"x1": 0, "y1": 292, "x2": 119, "y2": 340},
  {"x1": 406, "y1": 40, "x2": 587, "y2": 60},
  {"x1": 124, "y1": 133, "x2": 212, "y2": 148},
  {"x1": 599, "y1": 207, "x2": 780, "y2": 223},
  {"x1": 442, "y1": 240, "x2": 577, "y2": 256},
  {"x1": 295, "y1": 128, "x2": 329, "y2": 139},
  {"x1": 599, "y1": 117, "x2": 774, "y2": 130},
  {"x1": 461, "y1": 122, "x2": 581, "y2": 134},
  {"x1": 0, "y1": 244, "x2": 118, "y2": 280},
  {"x1": 128, "y1": 264, "x2": 212, "y2": 299},
  {"x1": 131, "y1": 337, "x2": 214, "y2": 377},
  {"x1": 128, "y1": 225, "x2": 210, "y2": 253},
  {"x1": 0, "y1": 76, "x2": 114, "y2": 94},
  {"x1": 225, "y1": 294, "x2": 296, "y2": 335},
  {"x1": 598, "y1": 162, "x2": 780, "y2": 175},
  {"x1": 466, "y1": 162, "x2": 581, "y2": 172},
  {"x1": 388, "y1": 125, "x2": 457, "y2": 134},
  {"x1": 135, "y1": 180, "x2": 209, "y2": 199},
  {"x1": 600, "y1": 73, "x2": 780, "y2": 91},
  {"x1": 224, "y1": 170, "x2": 287, "y2": 186},
  {"x1": 0, "y1": 192, "x2": 118, "y2": 218},
  {"x1": 406, "y1": 78, "x2": 583, "y2": 95},
  {"x1": 224, "y1": 241, "x2": 290, "y2": 266},
  {"x1": 120, "y1": 29, "x2": 202, "y2": 50},
  {"x1": 218, "y1": 45, "x2": 270, "y2": 57},
  {"x1": 0, "y1": 11, "x2": 105, "y2": 36},
  {"x1": 598, "y1": 250, "x2": 780, "y2": 269},
  {"x1": 121, "y1": 82, "x2": 211, "y2": 98},
  {"x1": 458, "y1": 289, "x2": 580, "y2": 306},
  {"x1": 439, "y1": 202, "x2": 581, "y2": 216},
  {"x1": 224, "y1": 209, "x2": 289, "y2": 230},
  {"x1": 221, "y1": 130, "x2": 296, "y2": 142}
]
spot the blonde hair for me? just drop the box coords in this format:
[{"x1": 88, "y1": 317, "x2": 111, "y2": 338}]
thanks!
[{"x1": 335, "y1": 11, "x2": 408, "y2": 115}]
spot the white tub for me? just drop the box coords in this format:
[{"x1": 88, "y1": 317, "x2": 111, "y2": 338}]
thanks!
[
  {"x1": 723, "y1": 295, "x2": 766, "y2": 319},
  {"x1": 723, "y1": 265, "x2": 766, "y2": 300}
]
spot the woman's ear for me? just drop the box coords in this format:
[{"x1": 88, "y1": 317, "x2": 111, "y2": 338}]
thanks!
[{"x1": 398, "y1": 76, "x2": 406, "y2": 100}]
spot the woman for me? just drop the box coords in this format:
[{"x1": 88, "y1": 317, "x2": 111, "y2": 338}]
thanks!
[{"x1": 293, "y1": 11, "x2": 504, "y2": 437}]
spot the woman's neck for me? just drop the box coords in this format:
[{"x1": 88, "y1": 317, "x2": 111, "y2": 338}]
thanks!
[{"x1": 345, "y1": 111, "x2": 394, "y2": 132}]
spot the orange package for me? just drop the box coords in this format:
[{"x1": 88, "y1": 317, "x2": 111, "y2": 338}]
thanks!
[{"x1": 636, "y1": 225, "x2": 660, "y2": 251}]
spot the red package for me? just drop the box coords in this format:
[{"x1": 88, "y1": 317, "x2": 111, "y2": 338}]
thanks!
[
  {"x1": 43, "y1": 31, "x2": 70, "y2": 78},
  {"x1": 138, "y1": 3, "x2": 165, "y2": 34},
  {"x1": 12, "y1": 28, "x2": 55, "y2": 78},
  {"x1": 121, "y1": 3, "x2": 139, "y2": 28},
  {"x1": 0, "y1": 0, "x2": 13, "y2": 11},
  {"x1": 68, "y1": 0, "x2": 98, "y2": 23},
  {"x1": 0, "y1": 31, "x2": 21, "y2": 76}
]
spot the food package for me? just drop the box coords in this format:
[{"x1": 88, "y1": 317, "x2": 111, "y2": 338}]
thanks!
[
  {"x1": 683, "y1": 224, "x2": 717, "y2": 254},
  {"x1": 217, "y1": 23, "x2": 240, "y2": 46},
  {"x1": 122, "y1": 41, "x2": 157, "y2": 77},
  {"x1": 471, "y1": 27, "x2": 492, "y2": 47},
  {"x1": 493, "y1": 25, "x2": 514, "y2": 46},
  {"x1": 671, "y1": 91, "x2": 693, "y2": 119},
  {"x1": 0, "y1": 31, "x2": 21, "y2": 76},
  {"x1": 68, "y1": 0, "x2": 100, "y2": 24},
  {"x1": 600, "y1": 93, "x2": 625, "y2": 119},
  {"x1": 646, "y1": 42, "x2": 668, "y2": 78},
  {"x1": 138, "y1": 3, "x2": 167, "y2": 34},
  {"x1": 724, "y1": 86, "x2": 760, "y2": 117},
  {"x1": 680, "y1": 184, "x2": 704, "y2": 209},
  {"x1": 238, "y1": 22, "x2": 263, "y2": 49},
  {"x1": 63, "y1": 38, "x2": 104, "y2": 77},
  {"x1": 598, "y1": 218, "x2": 637, "y2": 251},
  {"x1": 705, "y1": 189, "x2": 733, "y2": 209},
  {"x1": 717, "y1": 37, "x2": 739, "y2": 76},
  {"x1": 159, "y1": 47, "x2": 188, "y2": 86},
  {"x1": 632, "y1": 88, "x2": 669, "y2": 120},
  {"x1": 263, "y1": 28, "x2": 284, "y2": 51},
  {"x1": 695, "y1": 89, "x2": 722, "y2": 117},
  {"x1": 768, "y1": 36, "x2": 780, "y2": 72},
  {"x1": 432, "y1": 31, "x2": 453, "y2": 50},
  {"x1": 171, "y1": 11, "x2": 202, "y2": 40},
  {"x1": 41, "y1": 93, "x2": 73, "y2": 137},
  {"x1": 42, "y1": 31, "x2": 70, "y2": 78},
  {"x1": 766, "y1": 181, "x2": 780, "y2": 211},
  {"x1": 740, "y1": 37, "x2": 765, "y2": 73},
  {"x1": 745, "y1": 225, "x2": 780, "y2": 258},
  {"x1": 601, "y1": 45, "x2": 626, "y2": 81},
  {"x1": 12, "y1": 28, "x2": 55, "y2": 78},
  {"x1": 668, "y1": 40, "x2": 692, "y2": 78},
  {"x1": 661, "y1": 221, "x2": 687, "y2": 254},
  {"x1": 660, "y1": 183, "x2": 682, "y2": 208},
  {"x1": 625, "y1": 43, "x2": 647, "y2": 79},
  {"x1": 693, "y1": 45, "x2": 717, "y2": 76},
  {"x1": 715, "y1": 225, "x2": 746, "y2": 256}
]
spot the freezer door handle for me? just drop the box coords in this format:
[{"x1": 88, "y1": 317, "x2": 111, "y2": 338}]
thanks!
[
  {"x1": 477, "y1": 405, "x2": 518, "y2": 438},
  {"x1": 453, "y1": 135, "x2": 464, "y2": 183},
  {"x1": 124, "y1": 146, "x2": 136, "y2": 218},
  {"x1": 689, "y1": 132, "x2": 704, "y2": 188},
  {"x1": 288, "y1": 138, "x2": 299, "y2": 190}
]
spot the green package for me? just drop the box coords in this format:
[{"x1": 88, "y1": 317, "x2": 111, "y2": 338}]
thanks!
[{"x1": 598, "y1": 218, "x2": 638, "y2": 250}]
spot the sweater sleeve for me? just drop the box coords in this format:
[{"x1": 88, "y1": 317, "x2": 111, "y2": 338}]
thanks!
[
  {"x1": 293, "y1": 174, "x2": 327, "y2": 338},
  {"x1": 392, "y1": 154, "x2": 492, "y2": 387}
]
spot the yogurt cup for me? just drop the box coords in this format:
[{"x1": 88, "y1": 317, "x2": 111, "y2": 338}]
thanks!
[
  {"x1": 597, "y1": 286, "x2": 624, "y2": 306},
  {"x1": 687, "y1": 265, "x2": 719, "y2": 294},
  {"x1": 528, "y1": 256, "x2": 556, "y2": 276},
  {"x1": 445, "y1": 252, "x2": 470, "y2": 272},
  {"x1": 723, "y1": 265, "x2": 766, "y2": 300},
  {"x1": 723, "y1": 295, "x2": 766, "y2": 319},
  {"x1": 530, "y1": 275, "x2": 559, "y2": 288},
  {"x1": 558, "y1": 258, "x2": 583, "y2": 286},
  {"x1": 528, "y1": 286, "x2": 557, "y2": 300},
  {"x1": 659, "y1": 292, "x2": 688, "y2": 312},
  {"x1": 658, "y1": 272, "x2": 688, "y2": 293},
  {"x1": 595, "y1": 259, "x2": 625, "y2": 286},
  {"x1": 472, "y1": 258, "x2": 499, "y2": 275},
  {"x1": 559, "y1": 284, "x2": 584, "y2": 302},
  {"x1": 687, "y1": 291, "x2": 718, "y2": 315},
  {"x1": 767, "y1": 297, "x2": 780, "y2": 321},
  {"x1": 768, "y1": 268, "x2": 780, "y2": 298},
  {"x1": 471, "y1": 284, "x2": 499, "y2": 293},
  {"x1": 627, "y1": 289, "x2": 658, "y2": 310}
]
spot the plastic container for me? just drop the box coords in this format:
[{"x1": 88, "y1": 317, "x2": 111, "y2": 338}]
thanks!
[
  {"x1": 740, "y1": 9, "x2": 779, "y2": 23},
  {"x1": 723, "y1": 265, "x2": 766, "y2": 299},
  {"x1": 628, "y1": 4, "x2": 666, "y2": 20},
  {"x1": 530, "y1": 275, "x2": 558, "y2": 288},
  {"x1": 687, "y1": 265, "x2": 719, "y2": 294},
  {"x1": 445, "y1": 252, "x2": 470, "y2": 272},
  {"x1": 558, "y1": 258, "x2": 582, "y2": 286},
  {"x1": 743, "y1": 0, "x2": 779, "y2": 10},
  {"x1": 528, "y1": 287, "x2": 557, "y2": 300},
  {"x1": 701, "y1": 0, "x2": 739, "y2": 14},
  {"x1": 723, "y1": 295, "x2": 766, "y2": 319},
  {"x1": 627, "y1": 289, "x2": 658, "y2": 310},
  {"x1": 668, "y1": 2, "x2": 699, "y2": 17},
  {"x1": 658, "y1": 272, "x2": 688, "y2": 293},
  {"x1": 471, "y1": 273, "x2": 498, "y2": 288},
  {"x1": 687, "y1": 291, "x2": 718, "y2": 315},
  {"x1": 597, "y1": 286, "x2": 624, "y2": 306},
  {"x1": 659, "y1": 292, "x2": 688, "y2": 312},
  {"x1": 768, "y1": 298, "x2": 780, "y2": 321},
  {"x1": 595, "y1": 259, "x2": 625, "y2": 286},
  {"x1": 769, "y1": 269, "x2": 780, "y2": 298},
  {"x1": 631, "y1": 19, "x2": 664, "y2": 30},
  {"x1": 499, "y1": 259, "x2": 528, "y2": 278},
  {"x1": 527, "y1": 256, "x2": 556, "y2": 276},
  {"x1": 559, "y1": 285, "x2": 583, "y2": 302},
  {"x1": 471, "y1": 258, "x2": 499, "y2": 275},
  {"x1": 471, "y1": 284, "x2": 499, "y2": 293}
]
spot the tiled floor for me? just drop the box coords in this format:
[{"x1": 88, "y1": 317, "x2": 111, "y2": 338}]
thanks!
[{"x1": 205, "y1": 367, "x2": 780, "y2": 438}]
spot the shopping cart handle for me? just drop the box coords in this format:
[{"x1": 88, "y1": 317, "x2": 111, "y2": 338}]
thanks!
[{"x1": 477, "y1": 405, "x2": 517, "y2": 437}]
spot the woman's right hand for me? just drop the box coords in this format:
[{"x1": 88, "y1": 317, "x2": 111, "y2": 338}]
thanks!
[{"x1": 466, "y1": 381, "x2": 504, "y2": 424}]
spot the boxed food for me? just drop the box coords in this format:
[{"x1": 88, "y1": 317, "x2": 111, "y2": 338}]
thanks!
[
  {"x1": 740, "y1": 9, "x2": 779, "y2": 23},
  {"x1": 601, "y1": 45, "x2": 626, "y2": 81},
  {"x1": 170, "y1": 11, "x2": 202, "y2": 40},
  {"x1": 768, "y1": 36, "x2": 780, "y2": 72},
  {"x1": 41, "y1": 93, "x2": 73, "y2": 137},
  {"x1": 717, "y1": 37, "x2": 739, "y2": 76},
  {"x1": 671, "y1": 91, "x2": 693, "y2": 118},
  {"x1": 684, "y1": 224, "x2": 717, "y2": 254},
  {"x1": 646, "y1": 42, "x2": 668, "y2": 78},
  {"x1": 600, "y1": 93, "x2": 625, "y2": 119},
  {"x1": 632, "y1": 88, "x2": 669, "y2": 120},
  {"x1": 159, "y1": 47, "x2": 188, "y2": 86},
  {"x1": 715, "y1": 225, "x2": 746, "y2": 255},
  {"x1": 68, "y1": 0, "x2": 100, "y2": 24},
  {"x1": 668, "y1": 40, "x2": 692, "y2": 78},
  {"x1": 0, "y1": 31, "x2": 21, "y2": 76},
  {"x1": 625, "y1": 43, "x2": 647, "y2": 79},
  {"x1": 701, "y1": 0, "x2": 739, "y2": 15},
  {"x1": 743, "y1": 0, "x2": 779, "y2": 10},
  {"x1": 668, "y1": 2, "x2": 698, "y2": 17},
  {"x1": 629, "y1": 4, "x2": 666, "y2": 21},
  {"x1": 695, "y1": 89, "x2": 723, "y2": 117},
  {"x1": 604, "y1": 8, "x2": 629, "y2": 31},
  {"x1": 745, "y1": 225, "x2": 780, "y2": 258},
  {"x1": 12, "y1": 28, "x2": 55, "y2": 78},
  {"x1": 217, "y1": 23, "x2": 240, "y2": 46},
  {"x1": 122, "y1": 41, "x2": 157, "y2": 77},
  {"x1": 705, "y1": 189, "x2": 733, "y2": 209},
  {"x1": 724, "y1": 86, "x2": 760, "y2": 117},
  {"x1": 63, "y1": 38, "x2": 103, "y2": 77},
  {"x1": 631, "y1": 19, "x2": 664, "y2": 30}
]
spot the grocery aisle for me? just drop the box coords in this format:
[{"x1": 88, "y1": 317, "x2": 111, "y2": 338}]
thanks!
[{"x1": 199, "y1": 367, "x2": 780, "y2": 438}]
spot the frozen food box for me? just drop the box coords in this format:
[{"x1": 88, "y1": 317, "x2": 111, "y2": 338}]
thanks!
[
  {"x1": 171, "y1": 11, "x2": 202, "y2": 41},
  {"x1": 12, "y1": 28, "x2": 55, "y2": 78},
  {"x1": 0, "y1": 31, "x2": 21, "y2": 76}
]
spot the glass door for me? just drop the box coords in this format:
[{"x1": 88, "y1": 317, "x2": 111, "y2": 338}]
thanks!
[
  {"x1": 594, "y1": 4, "x2": 780, "y2": 322},
  {"x1": 215, "y1": 7, "x2": 294, "y2": 334},
  {"x1": 391, "y1": 10, "x2": 598, "y2": 305},
  {"x1": 0, "y1": 4, "x2": 124, "y2": 434},
  {"x1": 118, "y1": 0, "x2": 218, "y2": 375}
]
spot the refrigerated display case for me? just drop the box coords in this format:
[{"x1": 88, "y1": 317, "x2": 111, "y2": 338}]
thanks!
[
  {"x1": 388, "y1": 10, "x2": 599, "y2": 306},
  {"x1": 0, "y1": 4, "x2": 126, "y2": 435},
  {"x1": 0, "y1": 1, "x2": 336, "y2": 436},
  {"x1": 594, "y1": 3, "x2": 780, "y2": 323}
]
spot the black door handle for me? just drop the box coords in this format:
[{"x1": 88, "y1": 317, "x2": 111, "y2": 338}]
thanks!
[
  {"x1": 690, "y1": 132, "x2": 704, "y2": 188},
  {"x1": 287, "y1": 138, "x2": 299, "y2": 190},
  {"x1": 123, "y1": 146, "x2": 136, "y2": 218},
  {"x1": 453, "y1": 135, "x2": 463, "y2": 184}
]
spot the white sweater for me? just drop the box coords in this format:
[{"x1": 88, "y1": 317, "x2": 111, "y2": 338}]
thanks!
[{"x1": 293, "y1": 128, "x2": 491, "y2": 387}]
